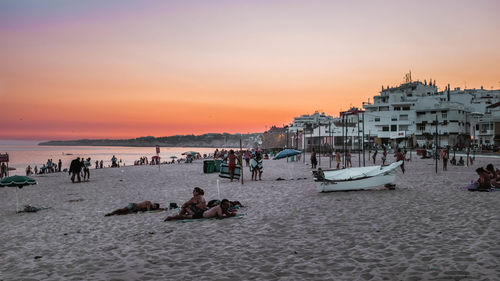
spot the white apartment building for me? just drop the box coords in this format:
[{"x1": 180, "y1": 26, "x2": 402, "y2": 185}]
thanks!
[
  {"x1": 289, "y1": 79, "x2": 500, "y2": 152},
  {"x1": 362, "y1": 80, "x2": 500, "y2": 148},
  {"x1": 473, "y1": 102, "x2": 500, "y2": 146}
]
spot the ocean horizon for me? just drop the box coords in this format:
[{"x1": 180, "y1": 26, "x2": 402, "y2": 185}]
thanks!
[{"x1": 0, "y1": 140, "x2": 230, "y2": 175}]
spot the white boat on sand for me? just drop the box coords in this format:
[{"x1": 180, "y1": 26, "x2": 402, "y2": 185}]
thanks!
[{"x1": 314, "y1": 161, "x2": 403, "y2": 192}]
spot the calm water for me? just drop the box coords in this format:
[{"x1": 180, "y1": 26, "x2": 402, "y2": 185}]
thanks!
[{"x1": 0, "y1": 140, "x2": 223, "y2": 175}]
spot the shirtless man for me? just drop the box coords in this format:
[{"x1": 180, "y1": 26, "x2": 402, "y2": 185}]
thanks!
[
  {"x1": 105, "y1": 201, "x2": 160, "y2": 216},
  {"x1": 203, "y1": 199, "x2": 236, "y2": 219},
  {"x1": 394, "y1": 149, "x2": 405, "y2": 174}
]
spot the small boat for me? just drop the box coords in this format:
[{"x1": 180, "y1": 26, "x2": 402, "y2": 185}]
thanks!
[{"x1": 314, "y1": 161, "x2": 403, "y2": 192}]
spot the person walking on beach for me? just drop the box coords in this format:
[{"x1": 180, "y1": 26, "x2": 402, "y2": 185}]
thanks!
[
  {"x1": 440, "y1": 148, "x2": 448, "y2": 171},
  {"x1": 228, "y1": 150, "x2": 237, "y2": 182},
  {"x1": 394, "y1": 149, "x2": 405, "y2": 174},
  {"x1": 111, "y1": 155, "x2": 118, "y2": 167},
  {"x1": 0, "y1": 162, "x2": 6, "y2": 178},
  {"x1": 58, "y1": 159, "x2": 62, "y2": 172},
  {"x1": 310, "y1": 148, "x2": 317, "y2": 169},
  {"x1": 100, "y1": 160, "x2": 104, "y2": 169},
  {"x1": 382, "y1": 147, "x2": 387, "y2": 166},
  {"x1": 26, "y1": 165, "x2": 33, "y2": 176},
  {"x1": 372, "y1": 149, "x2": 378, "y2": 165},
  {"x1": 335, "y1": 151, "x2": 341, "y2": 169},
  {"x1": 69, "y1": 157, "x2": 83, "y2": 183},
  {"x1": 346, "y1": 150, "x2": 352, "y2": 168},
  {"x1": 83, "y1": 157, "x2": 91, "y2": 181},
  {"x1": 244, "y1": 150, "x2": 251, "y2": 167}
]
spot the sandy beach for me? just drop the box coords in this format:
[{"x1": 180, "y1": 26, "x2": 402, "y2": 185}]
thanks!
[{"x1": 1, "y1": 153, "x2": 499, "y2": 280}]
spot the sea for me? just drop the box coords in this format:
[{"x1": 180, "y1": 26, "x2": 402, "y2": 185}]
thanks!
[{"x1": 0, "y1": 140, "x2": 224, "y2": 176}]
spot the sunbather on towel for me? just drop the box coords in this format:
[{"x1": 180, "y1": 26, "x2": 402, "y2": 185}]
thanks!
[
  {"x1": 164, "y1": 187, "x2": 207, "y2": 221},
  {"x1": 165, "y1": 199, "x2": 236, "y2": 221},
  {"x1": 203, "y1": 199, "x2": 236, "y2": 219},
  {"x1": 105, "y1": 201, "x2": 160, "y2": 216}
]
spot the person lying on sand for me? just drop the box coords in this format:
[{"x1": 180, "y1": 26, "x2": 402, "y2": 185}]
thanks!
[
  {"x1": 105, "y1": 201, "x2": 161, "y2": 216},
  {"x1": 164, "y1": 187, "x2": 207, "y2": 221},
  {"x1": 203, "y1": 199, "x2": 237, "y2": 219},
  {"x1": 165, "y1": 199, "x2": 236, "y2": 221}
]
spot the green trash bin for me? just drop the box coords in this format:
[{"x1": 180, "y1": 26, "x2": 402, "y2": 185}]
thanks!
[
  {"x1": 214, "y1": 159, "x2": 223, "y2": 172},
  {"x1": 203, "y1": 160, "x2": 215, "y2": 173}
]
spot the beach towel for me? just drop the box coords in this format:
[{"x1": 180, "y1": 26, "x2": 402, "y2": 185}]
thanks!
[
  {"x1": 250, "y1": 159, "x2": 263, "y2": 172},
  {"x1": 176, "y1": 213, "x2": 245, "y2": 223}
]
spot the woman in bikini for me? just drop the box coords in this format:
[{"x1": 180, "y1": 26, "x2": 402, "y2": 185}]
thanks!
[{"x1": 164, "y1": 187, "x2": 207, "y2": 221}]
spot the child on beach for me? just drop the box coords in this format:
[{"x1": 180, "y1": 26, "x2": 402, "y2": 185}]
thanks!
[{"x1": 335, "y1": 151, "x2": 341, "y2": 169}]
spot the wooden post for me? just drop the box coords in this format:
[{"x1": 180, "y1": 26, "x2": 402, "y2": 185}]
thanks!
[{"x1": 240, "y1": 139, "x2": 244, "y2": 185}]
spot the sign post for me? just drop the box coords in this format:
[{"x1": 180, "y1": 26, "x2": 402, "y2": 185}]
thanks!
[{"x1": 155, "y1": 145, "x2": 160, "y2": 171}]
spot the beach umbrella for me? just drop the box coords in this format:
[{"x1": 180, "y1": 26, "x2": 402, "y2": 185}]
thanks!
[
  {"x1": 182, "y1": 151, "x2": 199, "y2": 157},
  {"x1": 273, "y1": 149, "x2": 302, "y2": 160},
  {"x1": 0, "y1": 175, "x2": 37, "y2": 213}
]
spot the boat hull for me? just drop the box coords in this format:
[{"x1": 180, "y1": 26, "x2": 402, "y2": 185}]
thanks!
[{"x1": 316, "y1": 173, "x2": 396, "y2": 192}]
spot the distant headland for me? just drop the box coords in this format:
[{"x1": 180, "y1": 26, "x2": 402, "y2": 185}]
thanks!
[{"x1": 38, "y1": 133, "x2": 262, "y2": 148}]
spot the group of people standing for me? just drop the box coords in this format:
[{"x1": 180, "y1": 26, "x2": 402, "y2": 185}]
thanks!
[
  {"x1": 69, "y1": 157, "x2": 92, "y2": 183},
  {"x1": 215, "y1": 148, "x2": 264, "y2": 182}
]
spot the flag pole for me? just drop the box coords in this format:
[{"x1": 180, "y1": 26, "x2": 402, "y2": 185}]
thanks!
[{"x1": 240, "y1": 138, "x2": 244, "y2": 185}]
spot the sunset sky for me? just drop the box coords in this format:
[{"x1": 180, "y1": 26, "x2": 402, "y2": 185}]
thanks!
[{"x1": 1, "y1": 0, "x2": 499, "y2": 140}]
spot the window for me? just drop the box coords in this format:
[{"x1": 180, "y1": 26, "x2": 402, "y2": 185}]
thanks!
[
  {"x1": 402, "y1": 106, "x2": 411, "y2": 111},
  {"x1": 379, "y1": 106, "x2": 389, "y2": 111},
  {"x1": 400, "y1": 115, "x2": 408, "y2": 121},
  {"x1": 391, "y1": 125, "x2": 397, "y2": 131},
  {"x1": 399, "y1": 125, "x2": 409, "y2": 131},
  {"x1": 442, "y1": 112, "x2": 447, "y2": 119},
  {"x1": 394, "y1": 106, "x2": 401, "y2": 111},
  {"x1": 476, "y1": 124, "x2": 479, "y2": 130},
  {"x1": 382, "y1": 126, "x2": 389, "y2": 132},
  {"x1": 374, "y1": 117, "x2": 380, "y2": 122},
  {"x1": 391, "y1": 116, "x2": 397, "y2": 121},
  {"x1": 418, "y1": 125, "x2": 425, "y2": 131}
]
